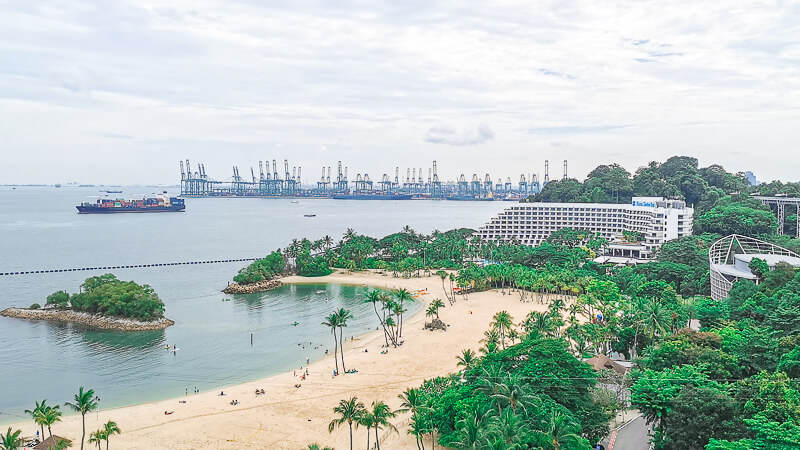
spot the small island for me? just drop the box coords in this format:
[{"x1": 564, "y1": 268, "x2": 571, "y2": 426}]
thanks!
[
  {"x1": 223, "y1": 251, "x2": 289, "y2": 293},
  {"x1": 1, "y1": 274, "x2": 174, "y2": 331}
]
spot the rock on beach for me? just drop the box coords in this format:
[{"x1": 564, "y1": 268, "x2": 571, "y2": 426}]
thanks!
[
  {"x1": 222, "y1": 279, "x2": 283, "y2": 294},
  {"x1": 0, "y1": 307, "x2": 174, "y2": 331}
]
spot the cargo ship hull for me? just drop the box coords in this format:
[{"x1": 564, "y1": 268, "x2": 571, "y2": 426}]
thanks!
[
  {"x1": 332, "y1": 194, "x2": 412, "y2": 200},
  {"x1": 76, "y1": 205, "x2": 185, "y2": 214}
]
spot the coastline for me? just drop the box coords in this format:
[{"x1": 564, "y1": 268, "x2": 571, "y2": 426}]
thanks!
[
  {"x1": 7, "y1": 270, "x2": 563, "y2": 449},
  {"x1": 0, "y1": 307, "x2": 175, "y2": 331}
]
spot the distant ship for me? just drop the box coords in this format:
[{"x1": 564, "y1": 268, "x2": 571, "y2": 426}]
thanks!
[
  {"x1": 332, "y1": 193, "x2": 412, "y2": 200},
  {"x1": 105, "y1": 190, "x2": 123, "y2": 194},
  {"x1": 77, "y1": 192, "x2": 185, "y2": 214},
  {"x1": 445, "y1": 196, "x2": 495, "y2": 201}
]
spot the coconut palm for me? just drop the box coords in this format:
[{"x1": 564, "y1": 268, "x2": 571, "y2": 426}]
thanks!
[
  {"x1": 334, "y1": 308, "x2": 353, "y2": 372},
  {"x1": 328, "y1": 396, "x2": 366, "y2": 450},
  {"x1": 365, "y1": 290, "x2": 390, "y2": 346},
  {"x1": 407, "y1": 414, "x2": 426, "y2": 450},
  {"x1": 542, "y1": 410, "x2": 584, "y2": 450},
  {"x1": 343, "y1": 228, "x2": 357, "y2": 242},
  {"x1": 307, "y1": 444, "x2": 333, "y2": 450},
  {"x1": 456, "y1": 349, "x2": 476, "y2": 371},
  {"x1": 322, "y1": 235, "x2": 334, "y2": 251},
  {"x1": 436, "y1": 270, "x2": 451, "y2": 303},
  {"x1": 0, "y1": 427, "x2": 23, "y2": 450},
  {"x1": 356, "y1": 410, "x2": 376, "y2": 450},
  {"x1": 24, "y1": 399, "x2": 49, "y2": 443},
  {"x1": 322, "y1": 313, "x2": 340, "y2": 374},
  {"x1": 50, "y1": 439, "x2": 72, "y2": 450},
  {"x1": 394, "y1": 289, "x2": 413, "y2": 337},
  {"x1": 64, "y1": 386, "x2": 98, "y2": 450},
  {"x1": 425, "y1": 304, "x2": 439, "y2": 320},
  {"x1": 41, "y1": 405, "x2": 63, "y2": 444},
  {"x1": 370, "y1": 401, "x2": 397, "y2": 450},
  {"x1": 491, "y1": 311, "x2": 514, "y2": 349},
  {"x1": 88, "y1": 431, "x2": 104, "y2": 450},
  {"x1": 102, "y1": 421, "x2": 120, "y2": 450},
  {"x1": 489, "y1": 382, "x2": 540, "y2": 415},
  {"x1": 397, "y1": 388, "x2": 426, "y2": 417}
]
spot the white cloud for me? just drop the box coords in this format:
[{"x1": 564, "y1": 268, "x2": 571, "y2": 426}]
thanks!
[
  {"x1": 424, "y1": 124, "x2": 495, "y2": 146},
  {"x1": 0, "y1": 1, "x2": 799, "y2": 184}
]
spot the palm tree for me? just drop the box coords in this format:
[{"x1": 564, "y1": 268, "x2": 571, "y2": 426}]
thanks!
[
  {"x1": 102, "y1": 421, "x2": 120, "y2": 450},
  {"x1": 370, "y1": 401, "x2": 397, "y2": 450},
  {"x1": 50, "y1": 439, "x2": 72, "y2": 450},
  {"x1": 42, "y1": 405, "x2": 63, "y2": 444},
  {"x1": 425, "y1": 304, "x2": 439, "y2": 320},
  {"x1": 306, "y1": 444, "x2": 333, "y2": 450},
  {"x1": 357, "y1": 410, "x2": 376, "y2": 450},
  {"x1": 407, "y1": 413, "x2": 426, "y2": 450},
  {"x1": 430, "y1": 298, "x2": 445, "y2": 314},
  {"x1": 88, "y1": 431, "x2": 104, "y2": 450},
  {"x1": 322, "y1": 235, "x2": 334, "y2": 251},
  {"x1": 24, "y1": 399, "x2": 49, "y2": 443},
  {"x1": 328, "y1": 396, "x2": 366, "y2": 450},
  {"x1": 542, "y1": 410, "x2": 583, "y2": 450},
  {"x1": 489, "y1": 382, "x2": 540, "y2": 415},
  {"x1": 397, "y1": 388, "x2": 426, "y2": 417},
  {"x1": 335, "y1": 308, "x2": 353, "y2": 372},
  {"x1": 456, "y1": 349, "x2": 477, "y2": 371},
  {"x1": 365, "y1": 290, "x2": 390, "y2": 346},
  {"x1": 0, "y1": 427, "x2": 23, "y2": 450},
  {"x1": 322, "y1": 313, "x2": 340, "y2": 374},
  {"x1": 394, "y1": 289, "x2": 413, "y2": 337},
  {"x1": 64, "y1": 386, "x2": 98, "y2": 450},
  {"x1": 343, "y1": 228, "x2": 357, "y2": 242},
  {"x1": 436, "y1": 270, "x2": 451, "y2": 303}
]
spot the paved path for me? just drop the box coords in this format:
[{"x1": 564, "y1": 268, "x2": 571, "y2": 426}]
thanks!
[{"x1": 612, "y1": 414, "x2": 650, "y2": 450}]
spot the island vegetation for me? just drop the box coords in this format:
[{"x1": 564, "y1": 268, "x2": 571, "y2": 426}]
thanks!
[
  {"x1": 1, "y1": 274, "x2": 172, "y2": 331},
  {"x1": 298, "y1": 157, "x2": 800, "y2": 449}
]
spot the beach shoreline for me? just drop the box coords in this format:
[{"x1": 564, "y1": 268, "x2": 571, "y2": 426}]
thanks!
[{"x1": 7, "y1": 270, "x2": 560, "y2": 449}]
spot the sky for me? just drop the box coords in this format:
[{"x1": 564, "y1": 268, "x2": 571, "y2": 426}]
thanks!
[{"x1": 1, "y1": 0, "x2": 799, "y2": 185}]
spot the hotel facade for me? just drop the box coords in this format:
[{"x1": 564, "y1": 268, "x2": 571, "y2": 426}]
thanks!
[{"x1": 477, "y1": 197, "x2": 694, "y2": 260}]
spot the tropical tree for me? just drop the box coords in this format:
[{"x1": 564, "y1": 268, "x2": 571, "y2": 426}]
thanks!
[
  {"x1": 365, "y1": 290, "x2": 390, "y2": 346},
  {"x1": 457, "y1": 349, "x2": 477, "y2": 371},
  {"x1": 322, "y1": 313, "x2": 340, "y2": 374},
  {"x1": 64, "y1": 386, "x2": 98, "y2": 450},
  {"x1": 356, "y1": 410, "x2": 376, "y2": 450},
  {"x1": 328, "y1": 396, "x2": 366, "y2": 450},
  {"x1": 88, "y1": 431, "x2": 104, "y2": 450},
  {"x1": 335, "y1": 308, "x2": 353, "y2": 372},
  {"x1": 24, "y1": 399, "x2": 49, "y2": 443},
  {"x1": 102, "y1": 421, "x2": 120, "y2": 450},
  {"x1": 395, "y1": 289, "x2": 414, "y2": 337},
  {"x1": 370, "y1": 401, "x2": 397, "y2": 450},
  {"x1": 491, "y1": 311, "x2": 514, "y2": 350},
  {"x1": 437, "y1": 270, "x2": 451, "y2": 303},
  {"x1": 540, "y1": 410, "x2": 585, "y2": 450},
  {"x1": 41, "y1": 405, "x2": 63, "y2": 444},
  {"x1": 50, "y1": 438, "x2": 72, "y2": 450},
  {"x1": 0, "y1": 428, "x2": 23, "y2": 450}
]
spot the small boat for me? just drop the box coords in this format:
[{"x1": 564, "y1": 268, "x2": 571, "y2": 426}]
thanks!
[
  {"x1": 304, "y1": 214, "x2": 316, "y2": 217},
  {"x1": 291, "y1": 200, "x2": 299, "y2": 204},
  {"x1": 316, "y1": 290, "x2": 325, "y2": 294},
  {"x1": 292, "y1": 321, "x2": 300, "y2": 326}
]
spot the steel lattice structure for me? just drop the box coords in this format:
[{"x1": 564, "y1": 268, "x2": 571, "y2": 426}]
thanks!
[{"x1": 709, "y1": 234, "x2": 800, "y2": 300}]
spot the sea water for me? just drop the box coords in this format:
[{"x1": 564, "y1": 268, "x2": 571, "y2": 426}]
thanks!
[{"x1": 0, "y1": 186, "x2": 508, "y2": 422}]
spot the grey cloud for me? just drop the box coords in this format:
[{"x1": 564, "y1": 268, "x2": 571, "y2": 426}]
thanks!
[{"x1": 424, "y1": 124, "x2": 494, "y2": 146}]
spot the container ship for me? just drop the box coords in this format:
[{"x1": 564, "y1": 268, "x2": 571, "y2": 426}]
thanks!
[{"x1": 76, "y1": 192, "x2": 185, "y2": 213}]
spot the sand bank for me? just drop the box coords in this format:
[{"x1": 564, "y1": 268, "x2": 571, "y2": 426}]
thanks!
[{"x1": 9, "y1": 270, "x2": 561, "y2": 449}]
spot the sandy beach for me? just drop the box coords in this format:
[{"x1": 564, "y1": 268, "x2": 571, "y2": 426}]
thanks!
[{"x1": 10, "y1": 271, "x2": 560, "y2": 449}]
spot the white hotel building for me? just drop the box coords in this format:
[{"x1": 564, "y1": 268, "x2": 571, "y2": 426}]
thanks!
[{"x1": 477, "y1": 197, "x2": 694, "y2": 260}]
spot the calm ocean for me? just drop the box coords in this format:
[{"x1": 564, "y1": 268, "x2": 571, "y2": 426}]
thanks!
[{"x1": 0, "y1": 186, "x2": 507, "y2": 423}]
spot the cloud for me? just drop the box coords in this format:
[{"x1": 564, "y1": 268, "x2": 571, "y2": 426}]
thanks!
[
  {"x1": 528, "y1": 125, "x2": 628, "y2": 135},
  {"x1": 424, "y1": 124, "x2": 494, "y2": 146}
]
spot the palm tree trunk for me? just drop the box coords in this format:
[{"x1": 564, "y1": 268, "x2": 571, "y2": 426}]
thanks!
[
  {"x1": 349, "y1": 423, "x2": 354, "y2": 450},
  {"x1": 106, "y1": 437, "x2": 109, "y2": 450},
  {"x1": 430, "y1": 431, "x2": 435, "y2": 450},
  {"x1": 373, "y1": 303, "x2": 389, "y2": 347},
  {"x1": 375, "y1": 427, "x2": 381, "y2": 450},
  {"x1": 333, "y1": 332, "x2": 340, "y2": 374},
  {"x1": 48, "y1": 426, "x2": 53, "y2": 444},
  {"x1": 81, "y1": 413, "x2": 86, "y2": 450},
  {"x1": 366, "y1": 425, "x2": 370, "y2": 450},
  {"x1": 339, "y1": 327, "x2": 347, "y2": 372}
]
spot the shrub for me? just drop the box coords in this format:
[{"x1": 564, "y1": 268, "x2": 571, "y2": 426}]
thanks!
[{"x1": 29, "y1": 303, "x2": 41, "y2": 310}]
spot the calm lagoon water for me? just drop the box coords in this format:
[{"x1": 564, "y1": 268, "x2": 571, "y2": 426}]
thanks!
[{"x1": 0, "y1": 186, "x2": 508, "y2": 422}]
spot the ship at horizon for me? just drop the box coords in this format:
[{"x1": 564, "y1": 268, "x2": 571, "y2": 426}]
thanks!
[{"x1": 77, "y1": 192, "x2": 185, "y2": 214}]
